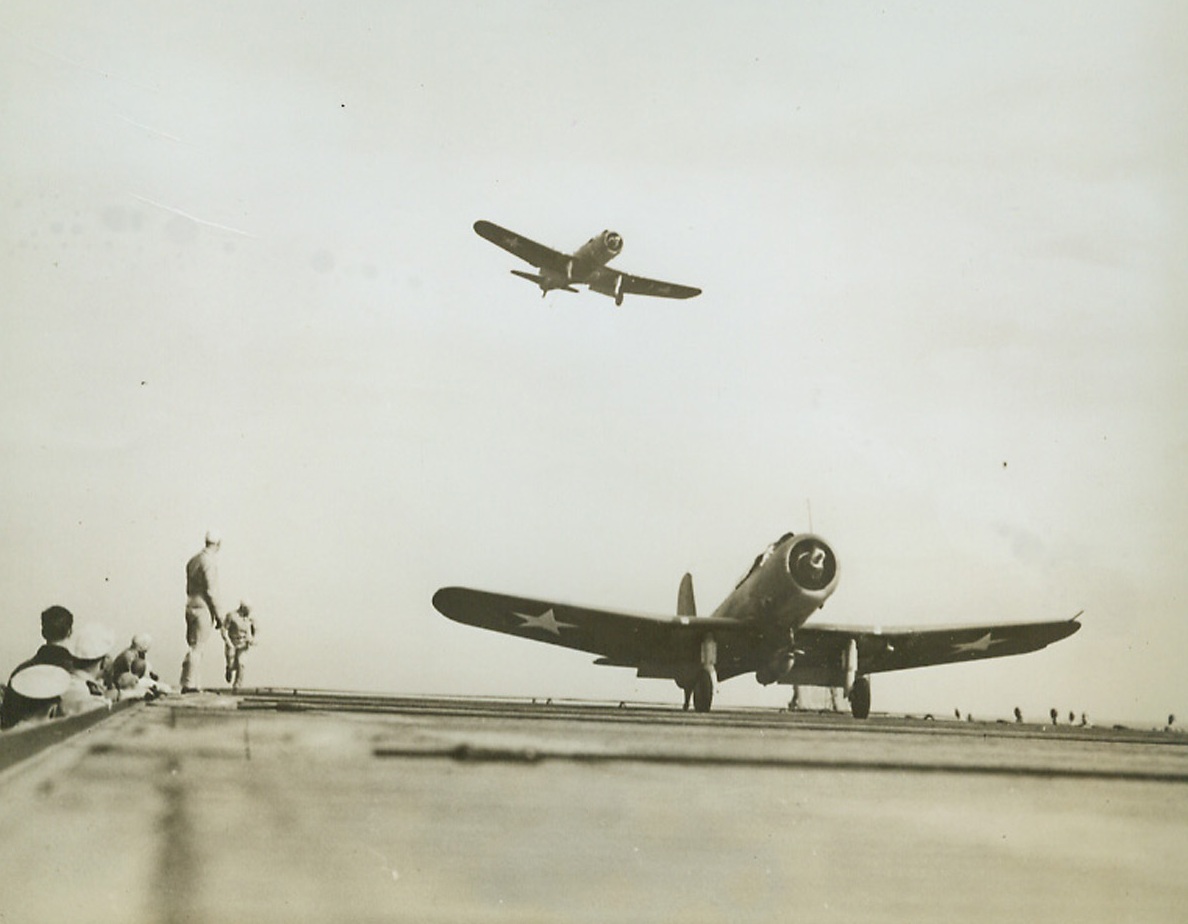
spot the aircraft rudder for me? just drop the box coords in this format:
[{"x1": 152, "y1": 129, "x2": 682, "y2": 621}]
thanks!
[{"x1": 677, "y1": 573, "x2": 696, "y2": 617}]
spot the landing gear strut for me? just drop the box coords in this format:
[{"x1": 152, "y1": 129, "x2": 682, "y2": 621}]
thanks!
[{"x1": 688, "y1": 634, "x2": 717, "y2": 713}]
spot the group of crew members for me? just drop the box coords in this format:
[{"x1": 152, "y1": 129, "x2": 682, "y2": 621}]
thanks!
[
  {"x1": 0, "y1": 608, "x2": 166, "y2": 730},
  {"x1": 0, "y1": 530, "x2": 257, "y2": 733}
]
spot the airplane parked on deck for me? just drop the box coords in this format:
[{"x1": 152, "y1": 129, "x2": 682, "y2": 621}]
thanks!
[
  {"x1": 433, "y1": 531, "x2": 1082, "y2": 716},
  {"x1": 473, "y1": 219, "x2": 701, "y2": 306}
]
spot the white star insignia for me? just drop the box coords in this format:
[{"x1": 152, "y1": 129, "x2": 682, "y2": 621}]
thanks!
[
  {"x1": 511, "y1": 608, "x2": 576, "y2": 636},
  {"x1": 951, "y1": 632, "x2": 1002, "y2": 653}
]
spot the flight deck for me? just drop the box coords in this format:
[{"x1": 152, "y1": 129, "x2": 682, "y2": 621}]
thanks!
[{"x1": 1, "y1": 690, "x2": 1184, "y2": 923}]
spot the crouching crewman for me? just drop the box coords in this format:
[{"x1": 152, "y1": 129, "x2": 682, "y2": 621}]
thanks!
[{"x1": 221, "y1": 600, "x2": 257, "y2": 692}]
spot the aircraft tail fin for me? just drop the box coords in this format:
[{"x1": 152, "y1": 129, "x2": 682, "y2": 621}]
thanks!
[{"x1": 677, "y1": 572, "x2": 696, "y2": 617}]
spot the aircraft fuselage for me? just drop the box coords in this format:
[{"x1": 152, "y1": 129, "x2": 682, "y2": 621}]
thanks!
[{"x1": 538, "y1": 229, "x2": 623, "y2": 289}]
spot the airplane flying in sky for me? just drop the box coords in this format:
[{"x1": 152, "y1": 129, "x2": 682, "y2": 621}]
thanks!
[
  {"x1": 473, "y1": 219, "x2": 702, "y2": 306},
  {"x1": 433, "y1": 531, "x2": 1082, "y2": 716}
]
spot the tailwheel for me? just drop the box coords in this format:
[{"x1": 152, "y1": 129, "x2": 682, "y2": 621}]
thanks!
[
  {"x1": 692, "y1": 669, "x2": 715, "y2": 713},
  {"x1": 849, "y1": 675, "x2": 871, "y2": 719}
]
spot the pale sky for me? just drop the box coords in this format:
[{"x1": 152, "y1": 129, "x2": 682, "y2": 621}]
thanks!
[{"x1": 2, "y1": 2, "x2": 1185, "y2": 724}]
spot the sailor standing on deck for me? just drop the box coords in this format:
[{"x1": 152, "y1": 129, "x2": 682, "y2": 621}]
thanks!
[{"x1": 180, "y1": 530, "x2": 224, "y2": 693}]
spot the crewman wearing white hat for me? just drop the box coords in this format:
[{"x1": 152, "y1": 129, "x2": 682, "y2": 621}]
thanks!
[
  {"x1": 180, "y1": 530, "x2": 223, "y2": 692},
  {"x1": 59, "y1": 623, "x2": 115, "y2": 718},
  {"x1": 1, "y1": 664, "x2": 72, "y2": 729},
  {"x1": 1, "y1": 605, "x2": 76, "y2": 729}
]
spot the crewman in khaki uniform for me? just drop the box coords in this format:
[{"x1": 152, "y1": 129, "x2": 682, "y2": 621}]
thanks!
[
  {"x1": 221, "y1": 599, "x2": 257, "y2": 692},
  {"x1": 180, "y1": 530, "x2": 223, "y2": 692}
]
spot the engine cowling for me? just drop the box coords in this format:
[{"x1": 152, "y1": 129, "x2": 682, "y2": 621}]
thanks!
[
  {"x1": 786, "y1": 536, "x2": 837, "y2": 593},
  {"x1": 574, "y1": 230, "x2": 624, "y2": 267}
]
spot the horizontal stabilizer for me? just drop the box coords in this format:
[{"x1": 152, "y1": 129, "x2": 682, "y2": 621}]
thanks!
[{"x1": 510, "y1": 269, "x2": 578, "y2": 294}]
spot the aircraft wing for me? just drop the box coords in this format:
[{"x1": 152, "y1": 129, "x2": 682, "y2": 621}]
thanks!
[
  {"x1": 789, "y1": 615, "x2": 1082, "y2": 679},
  {"x1": 473, "y1": 220, "x2": 569, "y2": 273},
  {"x1": 433, "y1": 587, "x2": 747, "y2": 670},
  {"x1": 586, "y1": 265, "x2": 700, "y2": 301},
  {"x1": 619, "y1": 272, "x2": 702, "y2": 300}
]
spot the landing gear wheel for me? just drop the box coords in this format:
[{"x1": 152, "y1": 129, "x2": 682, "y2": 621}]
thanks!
[
  {"x1": 692, "y1": 670, "x2": 715, "y2": 713},
  {"x1": 850, "y1": 675, "x2": 871, "y2": 719}
]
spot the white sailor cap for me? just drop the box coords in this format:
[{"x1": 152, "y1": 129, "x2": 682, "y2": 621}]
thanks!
[
  {"x1": 10, "y1": 664, "x2": 72, "y2": 699},
  {"x1": 68, "y1": 624, "x2": 116, "y2": 662},
  {"x1": 205, "y1": 528, "x2": 222, "y2": 546}
]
